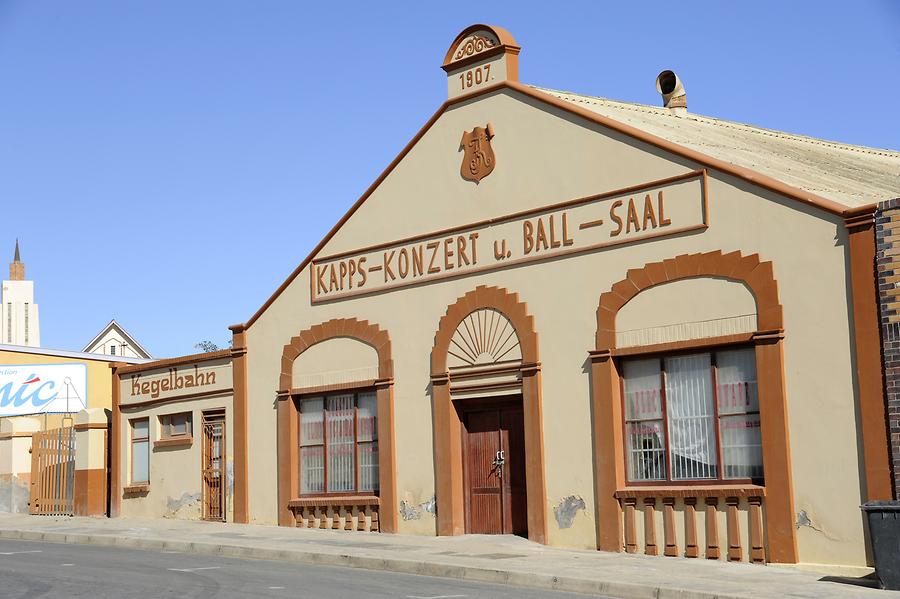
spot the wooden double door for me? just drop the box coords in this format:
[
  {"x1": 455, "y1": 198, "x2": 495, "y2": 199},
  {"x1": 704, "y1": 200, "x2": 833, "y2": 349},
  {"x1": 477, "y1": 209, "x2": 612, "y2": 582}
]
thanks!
[{"x1": 461, "y1": 398, "x2": 528, "y2": 536}]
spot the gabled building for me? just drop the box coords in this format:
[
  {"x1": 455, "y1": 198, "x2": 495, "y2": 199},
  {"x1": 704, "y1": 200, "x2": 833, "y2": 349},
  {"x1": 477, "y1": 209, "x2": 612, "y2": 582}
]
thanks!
[
  {"x1": 112, "y1": 25, "x2": 900, "y2": 572},
  {"x1": 83, "y1": 319, "x2": 152, "y2": 359}
]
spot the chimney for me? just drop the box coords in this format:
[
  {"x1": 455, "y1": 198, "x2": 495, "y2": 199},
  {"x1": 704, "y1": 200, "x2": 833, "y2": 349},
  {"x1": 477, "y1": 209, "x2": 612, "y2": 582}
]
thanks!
[
  {"x1": 656, "y1": 70, "x2": 687, "y2": 114},
  {"x1": 9, "y1": 239, "x2": 24, "y2": 281}
]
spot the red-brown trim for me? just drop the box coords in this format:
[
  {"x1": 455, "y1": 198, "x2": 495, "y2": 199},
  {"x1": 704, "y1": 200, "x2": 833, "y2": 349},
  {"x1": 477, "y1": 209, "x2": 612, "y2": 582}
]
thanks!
[
  {"x1": 229, "y1": 327, "x2": 250, "y2": 524},
  {"x1": 290, "y1": 378, "x2": 385, "y2": 397},
  {"x1": 110, "y1": 362, "x2": 123, "y2": 517},
  {"x1": 448, "y1": 361, "x2": 522, "y2": 379},
  {"x1": 153, "y1": 436, "x2": 193, "y2": 449},
  {"x1": 236, "y1": 81, "x2": 866, "y2": 331},
  {"x1": 277, "y1": 318, "x2": 397, "y2": 533},
  {"x1": 596, "y1": 251, "x2": 783, "y2": 349},
  {"x1": 430, "y1": 285, "x2": 548, "y2": 544},
  {"x1": 845, "y1": 208, "x2": 893, "y2": 500},
  {"x1": 441, "y1": 24, "x2": 520, "y2": 70},
  {"x1": 73, "y1": 423, "x2": 107, "y2": 432},
  {"x1": 288, "y1": 496, "x2": 380, "y2": 508},
  {"x1": 614, "y1": 485, "x2": 766, "y2": 499},
  {"x1": 73, "y1": 468, "x2": 106, "y2": 517},
  {"x1": 279, "y1": 318, "x2": 393, "y2": 392},
  {"x1": 116, "y1": 349, "x2": 232, "y2": 375},
  {"x1": 123, "y1": 484, "x2": 149, "y2": 495},
  {"x1": 593, "y1": 250, "x2": 798, "y2": 563},
  {"x1": 449, "y1": 380, "x2": 522, "y2": 395}
]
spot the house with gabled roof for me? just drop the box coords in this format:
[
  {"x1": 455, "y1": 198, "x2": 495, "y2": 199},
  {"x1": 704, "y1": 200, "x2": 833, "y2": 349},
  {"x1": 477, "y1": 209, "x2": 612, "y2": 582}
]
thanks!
[
  {"x1": 83, "y1": 319, "x2": 152, "y2": 360},
  {"x1": 110, "y1": 24, "x2": 900, "y2": 573}
]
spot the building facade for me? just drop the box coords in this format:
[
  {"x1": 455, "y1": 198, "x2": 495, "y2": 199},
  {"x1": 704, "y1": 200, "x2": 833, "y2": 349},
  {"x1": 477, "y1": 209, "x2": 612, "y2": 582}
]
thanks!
[
  {"x1": 1, "y1": 241, "x2": 40, "y2": 347},
  {"x1": 112, "y1": 351, "x2": 233, "y2": 521},
  {"x1": 0, "y1": 344, "x2": 147, "y2": 512},
  {"x1": 110, "y1": 25, "x2": 900, "y2": 571}
]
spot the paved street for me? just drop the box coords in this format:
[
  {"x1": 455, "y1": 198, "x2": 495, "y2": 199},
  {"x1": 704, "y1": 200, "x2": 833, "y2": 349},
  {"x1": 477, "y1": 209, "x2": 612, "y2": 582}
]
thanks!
[{"x1": 0, "y1": 538, "x2": 607, "y2": 598}]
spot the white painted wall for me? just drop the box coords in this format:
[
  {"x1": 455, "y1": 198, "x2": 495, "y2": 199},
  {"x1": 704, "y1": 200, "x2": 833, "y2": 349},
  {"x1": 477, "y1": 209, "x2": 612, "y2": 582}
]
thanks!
[
  {"x1": 85, "y1": 327, "x2": 145, "y2": 359},
  {"x1": 0, "y1": 280, "x2": 40, "y2": 347}
]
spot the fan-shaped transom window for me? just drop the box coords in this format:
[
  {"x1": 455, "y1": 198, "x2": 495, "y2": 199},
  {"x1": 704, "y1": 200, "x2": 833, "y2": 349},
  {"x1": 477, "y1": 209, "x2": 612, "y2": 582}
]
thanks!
[{"x1": 448, "y1": 308, "x2": 522, "y2": 368}]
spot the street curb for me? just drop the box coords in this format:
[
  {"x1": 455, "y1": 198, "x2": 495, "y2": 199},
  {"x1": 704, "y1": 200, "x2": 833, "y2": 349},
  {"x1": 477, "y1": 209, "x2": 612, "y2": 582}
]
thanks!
[{"x1": 0, "y1": 527, "x2": 748, "y2": 599}]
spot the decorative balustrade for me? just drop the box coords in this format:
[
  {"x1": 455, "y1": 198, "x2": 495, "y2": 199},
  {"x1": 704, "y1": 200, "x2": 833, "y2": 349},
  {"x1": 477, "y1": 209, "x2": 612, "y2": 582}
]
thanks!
[
  {"x1": 614, "y1": 486, "x2": 766, "y2": 563},
  {"x1": 287, "y1": 496, "x2": 380, "y2": 532}
]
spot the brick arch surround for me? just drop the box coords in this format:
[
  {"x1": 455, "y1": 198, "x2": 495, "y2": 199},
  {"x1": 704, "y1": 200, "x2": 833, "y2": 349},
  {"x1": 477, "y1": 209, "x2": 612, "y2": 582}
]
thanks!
[
  {"x1": 430, "y1": 285, "x2": 548, "y2": 543},
  {"x1": 596, "y1": 250, "x2": 783, "y2": 350},
  {"x1": 276, "y1": 318, "x2": 397, "y2": 532},
  {"x1": 590, "y1": 250, "x2": 798, "y2": 563}
]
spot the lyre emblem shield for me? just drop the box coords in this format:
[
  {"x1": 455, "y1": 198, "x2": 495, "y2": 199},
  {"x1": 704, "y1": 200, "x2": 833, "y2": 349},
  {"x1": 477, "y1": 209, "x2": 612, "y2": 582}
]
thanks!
[{"x1": 459, "y1": 123, "x2": 496, "y2": 183}]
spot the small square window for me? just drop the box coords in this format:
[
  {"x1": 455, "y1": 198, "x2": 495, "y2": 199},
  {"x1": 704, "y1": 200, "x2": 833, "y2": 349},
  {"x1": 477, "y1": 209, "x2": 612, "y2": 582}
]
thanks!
[{"x1": 159, "y1": 412, "x2": 192, "y2": 439}]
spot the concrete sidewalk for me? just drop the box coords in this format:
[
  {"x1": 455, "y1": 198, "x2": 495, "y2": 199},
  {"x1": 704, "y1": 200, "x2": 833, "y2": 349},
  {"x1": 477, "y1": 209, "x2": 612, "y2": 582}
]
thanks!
[{"x1": 0, "y1": 514, "x2": 894, "y2": 599}]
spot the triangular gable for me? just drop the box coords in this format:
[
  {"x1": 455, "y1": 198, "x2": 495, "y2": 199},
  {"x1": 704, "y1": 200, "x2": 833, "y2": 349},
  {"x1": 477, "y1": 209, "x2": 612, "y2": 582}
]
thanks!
[
  {"x1": 239, "y1": 78, "x2": 867, "y2": 330},
  {"x1": 83, "y1": 319, "x2": 152, "y2": 359}
]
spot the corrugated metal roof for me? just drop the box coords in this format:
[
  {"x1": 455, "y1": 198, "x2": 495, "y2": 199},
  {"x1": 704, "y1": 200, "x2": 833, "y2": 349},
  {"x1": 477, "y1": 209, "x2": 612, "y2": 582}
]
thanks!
[{"x1": 536, "y1": 86, "x2": 900, "y2": 208}]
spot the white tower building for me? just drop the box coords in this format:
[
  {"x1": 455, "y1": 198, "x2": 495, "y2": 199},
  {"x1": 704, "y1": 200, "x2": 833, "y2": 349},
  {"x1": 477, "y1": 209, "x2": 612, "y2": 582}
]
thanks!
[{"x1": 0, "y1": 240, "x2": 40, "y2": 347}]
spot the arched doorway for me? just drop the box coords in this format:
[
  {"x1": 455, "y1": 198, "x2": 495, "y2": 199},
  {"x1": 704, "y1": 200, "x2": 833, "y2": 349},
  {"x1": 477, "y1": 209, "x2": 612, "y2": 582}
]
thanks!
[{"x1": 430, "y1": 285, "x2": 548, "y2": 543}]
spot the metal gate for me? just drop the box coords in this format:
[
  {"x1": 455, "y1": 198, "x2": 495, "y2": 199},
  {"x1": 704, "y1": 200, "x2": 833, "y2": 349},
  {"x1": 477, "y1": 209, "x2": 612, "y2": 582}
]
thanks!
[
  {"x1": 201, "y1": 411, "x2": 226, "y2": 521},
  {"x1": 29, "y1": 425, "x2": 76, "y2": 516}
]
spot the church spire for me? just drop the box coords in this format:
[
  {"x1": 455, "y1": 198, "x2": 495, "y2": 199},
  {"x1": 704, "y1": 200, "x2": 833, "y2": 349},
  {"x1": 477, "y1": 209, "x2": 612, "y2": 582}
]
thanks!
[{"x1": 9, "y1": 239, "x2": 24, "y2": 281}]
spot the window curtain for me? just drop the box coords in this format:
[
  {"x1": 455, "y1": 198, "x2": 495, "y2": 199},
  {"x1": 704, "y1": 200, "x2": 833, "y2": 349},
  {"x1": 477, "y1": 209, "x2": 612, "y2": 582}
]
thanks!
[
  {"x1": 623, "y1": 359, "x2": 666, "y2": 481},
  {"x1": 716, "y1": 349, "x2": 763, "y2": 479},
  {"x1": 299, "y1": 398, "x2": 324, "y2": 493},
  {"x1": 664, "y1": 354, "x2": 716, "y2": 479},
  {"x1": 357, "y1": 392, "x2": 379, "y2": 492},
  {"x1": 326, "y1": 394, "x2": 356, "y2": 493}
]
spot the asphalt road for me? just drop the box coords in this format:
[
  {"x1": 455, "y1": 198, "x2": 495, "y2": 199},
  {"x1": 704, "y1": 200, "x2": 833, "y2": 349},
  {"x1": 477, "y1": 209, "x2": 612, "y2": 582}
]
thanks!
[{"x1": 0, "y1": 538, "x2": 609, "y2": 598}]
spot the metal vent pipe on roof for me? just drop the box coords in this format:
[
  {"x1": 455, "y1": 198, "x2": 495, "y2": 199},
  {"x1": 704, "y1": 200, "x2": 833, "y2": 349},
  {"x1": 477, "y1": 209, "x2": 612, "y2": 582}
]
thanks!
[{"x1": 656, "y1": 70, "x2": 687, "y2": 114}]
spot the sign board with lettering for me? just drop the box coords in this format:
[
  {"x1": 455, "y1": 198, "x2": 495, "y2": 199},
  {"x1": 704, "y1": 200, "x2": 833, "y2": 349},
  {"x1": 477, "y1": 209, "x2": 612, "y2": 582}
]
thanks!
[
  {"x1": 120, "y1": 357, "x2": 233, "y2": 406},
  {"x1": 311, "y1": 170, "x2": 708, "y2": 303},
  {"x1": 0, "y1": 363, "x2": 88, "y2": 416}
]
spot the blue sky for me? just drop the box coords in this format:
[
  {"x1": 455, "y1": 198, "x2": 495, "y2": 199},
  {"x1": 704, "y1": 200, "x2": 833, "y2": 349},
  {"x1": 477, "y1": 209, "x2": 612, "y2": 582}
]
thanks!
[{"x1": 1, "y1": 1, "x2": 898, "y2": 358}]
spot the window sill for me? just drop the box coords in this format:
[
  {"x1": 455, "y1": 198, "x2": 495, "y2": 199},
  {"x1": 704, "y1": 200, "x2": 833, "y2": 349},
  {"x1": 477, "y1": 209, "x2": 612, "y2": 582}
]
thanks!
[
  {"x1": 614, "y1": 484, "x2": 765, "y2": 499},
  {"x1": 154, "y1": 436, "x2": 193, "y2": 449},
  {"x1": 289, "y1": 496, "x2": 380, "y2": 508},
  {"x1": 124, "y1": 483, "x2": 150, "y2": 494}
]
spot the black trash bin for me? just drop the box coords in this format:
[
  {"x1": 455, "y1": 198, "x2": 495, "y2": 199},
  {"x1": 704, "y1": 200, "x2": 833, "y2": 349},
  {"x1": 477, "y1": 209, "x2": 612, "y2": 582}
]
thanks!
[{"x1": 862, "y1": 501, "x2": 900, "y2": 590}]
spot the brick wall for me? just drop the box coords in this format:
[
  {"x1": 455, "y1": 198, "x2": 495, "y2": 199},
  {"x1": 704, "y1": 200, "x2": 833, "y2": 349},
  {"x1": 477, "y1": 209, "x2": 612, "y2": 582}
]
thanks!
[{"x1": 875, "y1": 198, "x2": 900, "y2": 498}]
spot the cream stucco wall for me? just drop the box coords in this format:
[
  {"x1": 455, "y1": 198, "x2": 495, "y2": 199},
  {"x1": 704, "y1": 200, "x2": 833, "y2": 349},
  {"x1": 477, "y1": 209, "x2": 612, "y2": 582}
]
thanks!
[
  {"x1": 118, "y1": 396, "x2": 233, "y2": 521},
  {"x1": 616, "y1": 278, "x2": 758, "y2": 347},
  {"x1": 75, "y1": 408, "x2": 108, "y2": 471},
  {"x1": 242, "y1": 88, "x2": 866, "y2": 566},
  {"x1": 292, "y1": 337, "x2": 379, "y2": 388}
]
